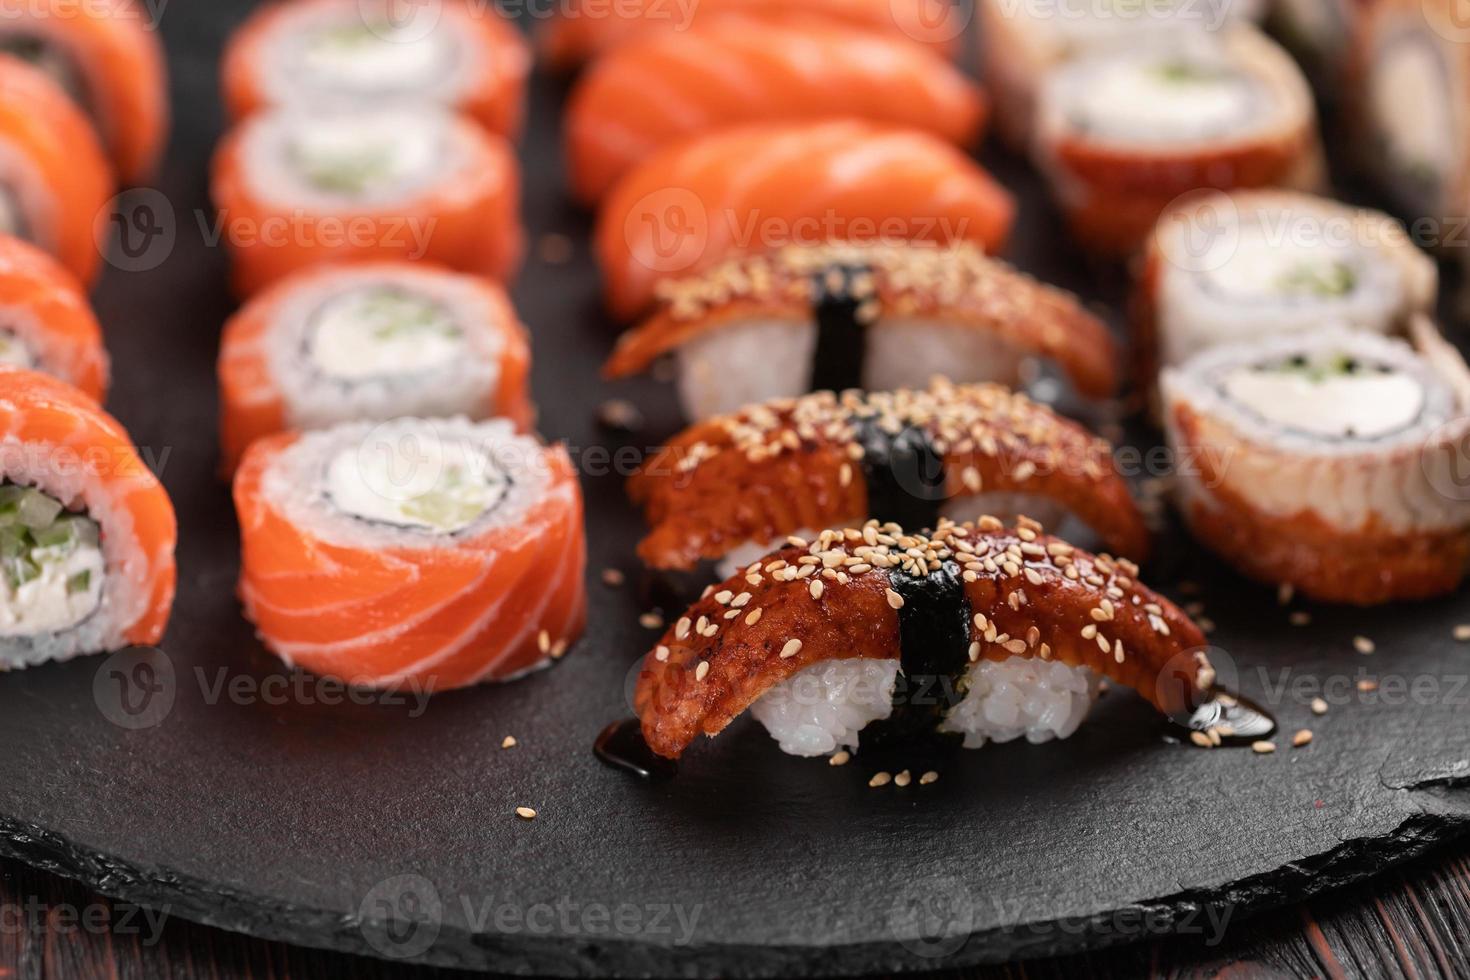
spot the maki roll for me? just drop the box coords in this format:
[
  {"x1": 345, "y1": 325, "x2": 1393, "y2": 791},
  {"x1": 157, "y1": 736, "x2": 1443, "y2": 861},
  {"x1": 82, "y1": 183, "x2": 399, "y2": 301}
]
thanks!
[
  {"x1": 630, "y1": 379, "x2": 1150, "y2": 573},
  {"x1": 0, "y1": 56, "x2": 113, "y2": 288},
  {"x1": 0, "y1": 0, "x2": 167, "y2": 184},
  {"x1": 1032, "y1": 25, "x2": 1323, "y2": 257},
  {"x1": 1163, "y1": 322, "x2": 1470, "y2": 605},
  {"x1": 222, "y1": 0, "x2": 530, "y2": 140},
  {"x1": 541, "y1": 0, "x2": 961, "y2": 71},
  {"x1": 1134, "y1": 189, "x2": 1437, "y2": 376},
  {"x1": 619, "y1": 518, "x2": 1248, "y2": 764},
  {"x1": 234, "y1": 417, "x2": 587, "y2": 691},
  {"x1": 211, "y1": 106, "x2": 522, "y2": 296},
  {"x1": 597, "y1": 120, "x2": 1014, "y2": 321},
  {"x1": 979, "y1": 0, "x2": 1263, "y2": 149},
  {"x1": 218, "y1": 262, "x2": 533, "y2": 473},
  {"x1": 0, "y1": 235, "x2": 109, "y2": 401},
  {"x1": 604, "y1": 242, "x2": 1117, "y2": 420},
  {"x1": 565, "y1": 18, "x2": 986, "y2": 204},
  {"x1": 1349, "y1": 0, "x2": 1470, "y2": 237},
  {"x1": 0, "y1": 369, "x2": 176, "y2": 668}
]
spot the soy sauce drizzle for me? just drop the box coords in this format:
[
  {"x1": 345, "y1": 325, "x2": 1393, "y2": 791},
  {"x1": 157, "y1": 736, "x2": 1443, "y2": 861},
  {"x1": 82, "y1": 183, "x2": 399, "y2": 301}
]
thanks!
[
  {"x1": 851, "y1": 414, "x2": 946, "y2": 536},
  {"x1": 862, "y1": 559, "x2": 971, "y2": 750},
  {"x1": 808, "y1": 263, "x2": 872, "y2": 394},
  {"x1": 1166, "y1": 689, "x2": 1277, "y2": 748},
  {"x1": 594, "y1": 718, "x2": 677, "y2": 780}
]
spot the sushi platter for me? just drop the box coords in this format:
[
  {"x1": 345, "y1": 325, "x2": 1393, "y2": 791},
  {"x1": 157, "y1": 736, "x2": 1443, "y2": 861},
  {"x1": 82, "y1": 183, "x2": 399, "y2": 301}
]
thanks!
[{"x1": 0, "y1": 0, "x2": 1467, "y2": 976}]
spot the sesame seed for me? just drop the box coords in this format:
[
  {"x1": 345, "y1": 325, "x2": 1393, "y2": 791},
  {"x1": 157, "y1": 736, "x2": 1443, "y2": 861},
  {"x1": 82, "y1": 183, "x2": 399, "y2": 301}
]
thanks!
[
  {"x1": 829, "y1": 750, "x2": 851, "y2": 766},
  {"x1": 1290, "y1": 611, "x2": 1312, "y2": 627},
  {"x1": 869, "y1": 772, "x2": 892, "y2": 788},
  {"x1": 919, "y1": 771, "x2": 939, "y2": 785},
  {"x1": 780, "y1": 639, "x2": 803, "y2": 659},
  {"x1": 894, "y1": 770, "x2": 912, "y2": 787},
  {"x1": 714, "y1": 590, "x2": 734, "y2": 605},
  {"x1": 809, "y1": 580, "x2": 824, "y2": 600},
  {"x1": 674, "y1": 616, "x2": 690, "y2": 638},
  {"x1": 968, "y1": 641, "x2": 980, "y2": 662},
  {"x1": 1189, "y1": 731, "x2": 1213, "y2": 748},
  {"x1": 1353, "y1": 636, "x2": 1375, "y2": 655},
  {"x1": 501, "y1": 736, "x2": 517, "y2": 749},
  {"x1": 1455, "y1": 624, "x2": 1470, "y2": 642},
  {"x1": 640, "y1": 612, "x2": 664, "y2": 630},
  {"x1": 551, "y1": 639, "x2": 569, "y2": 659},
  {"x1": 601, "y1": 568, "x2": 625, "y2": 587},
  {"x1": 515, "y1": 806, "x2": 537, "y2": 820},
  {"x1": 1252, "y1": 741, "x2": 1276, "y2": 755},
  {"x1": 886, "y1": 589, "x2": 904, "y2": 609},
  {"x1": 1277, "y1": 583, "x2": 1294, "y2": 606},
  {"x1": 695, "y1": 661, "x2": 710, "y2": 682},
  {"x1": 745, "y1": 607, "x2": 763, "y2": 626},
  {"x1": 1358, "y1": 679, "x2": 1379, "y2": 693},
  {"x1": 654, "y1": 645, "x2": 670, "y2": 662},
  {"x1": 537, "y1": 630, "x2": 551, "y2": 654},
  {"x1": 1310, "y1": 697, "x2": 1328, "y2": 715},
  {"x1": 1293, "y1": 729, "x2": 1314, "y2": 748}
]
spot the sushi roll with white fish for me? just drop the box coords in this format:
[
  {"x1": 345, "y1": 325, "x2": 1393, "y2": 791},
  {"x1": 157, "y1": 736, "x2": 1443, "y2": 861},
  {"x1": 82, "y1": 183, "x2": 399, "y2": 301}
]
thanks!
[
  {"x1": 1350, "y1": 0, "x2": 1470, "y2": 240},
  {"x1": 1135, "y1": 189, "x2": 1438, "y2": 378},
  {"x1": 1032, "y1": 24, "x2": 1323, "y2": 257},
  {"x1": 980, "y1": 0, "x2": 1264, "y2": 149},
  {"x1": 218, "y1": 262, "x2": 533, "y2": 472},
  {"x1": 603, "y1": 242, "x2": 1120, "y2": 423},
  {"x1": 222, "y1": 0, "x2": 530, "y2": 139},
  {"x1": 1163, "y1": 321, "x2": 1470, "y2": 605}
]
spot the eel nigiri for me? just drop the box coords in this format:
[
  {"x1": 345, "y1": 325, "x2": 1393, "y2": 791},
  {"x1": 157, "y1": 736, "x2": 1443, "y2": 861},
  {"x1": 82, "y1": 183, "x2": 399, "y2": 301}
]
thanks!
[
  {"x1": 0, "y1": 235, "x2": 108, "y2": 401},
  {"x1": 630, "y1": 379, "x2": 1149, "y2": 572},
  {"x1": 625, "y1": 518, "x2": 1245, "y2": 763},
  {"x1": 0, "y1": 368, "x2": 176, "y2": 668},
  {"x1": 234, "y1": 417, "x2": 587, "y2": 691},
  {"x1": 566, "y1": 18, "x2": 986, "y2": 204},
  {"x1": 597, "y1": 120, "x2": 1015, "y2": 321},
  {"x1": 605, "y1": 242, "x2": 1117, "y2": 421}
]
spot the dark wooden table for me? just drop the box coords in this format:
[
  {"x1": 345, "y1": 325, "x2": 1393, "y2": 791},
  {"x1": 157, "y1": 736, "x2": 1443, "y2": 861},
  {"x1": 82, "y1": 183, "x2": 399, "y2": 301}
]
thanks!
[{"x1": 3, "y1": 843, "x2": 1467, "y2": 979}]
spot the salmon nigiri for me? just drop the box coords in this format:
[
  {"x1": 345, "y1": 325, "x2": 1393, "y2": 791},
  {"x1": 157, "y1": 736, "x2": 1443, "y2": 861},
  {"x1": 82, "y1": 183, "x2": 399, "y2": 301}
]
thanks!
[
  {"x1": 596, "y1": 120, "x2": 1015, "y2": 321},
  {"x1": 566, "y1": 18, "x2": 986, "y2": 204}
]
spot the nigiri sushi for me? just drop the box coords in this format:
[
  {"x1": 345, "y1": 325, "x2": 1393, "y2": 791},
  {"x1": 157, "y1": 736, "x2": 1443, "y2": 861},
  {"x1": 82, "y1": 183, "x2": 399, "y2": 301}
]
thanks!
[
  {"x1": 1033, "y1": 24, "x2": 1323, "y2": 257},
  {"x1": 0, "y1": 235, "x2": 108, "y2": 401},
  {"x1": 211, "y1": 105, "x2": 522, "y2": 296},
  {"x1": 1163, "y1": 321, "x2": 1470, "y2": 605},
  {"x1": 0, "y1": 368, "x2": 176, "y2": 667},
  {"x1": 0, "y1": 55, "x2": 113, "y2": 288},
  {"x1": 565, "y1": 18, "x2": 986, "y2": 204},
  {"x1": 541, "y1": 0, "x2": 963, "y2": 70},
  {"x1": 1134, "y1": 189, "x2": 1437, "y2": 379},
  {"x1": 218, "y1": 262, "x2": 532, "y2": 473},
  {"x1": 617, "y1": 518, "x2": 1257, "y2": 765},
  {"x1": 604, "y1": 242, "x2": 1115, "y2": 420},
  {"x1": 0, "y1": 0, "x2": 167, "y2": 184},
  {"x1": 234, "y1": 417, "x2": 586, "y2": 691},
  {"x1": 222, "y1": 0, "x2": 530, "y2": 140},
  {"x1": 597, "y1": 121, "x2": 1015, "y2": 321},
  {"x1": 630, "y1": 379, "x2": 1149, "y2": 574}
]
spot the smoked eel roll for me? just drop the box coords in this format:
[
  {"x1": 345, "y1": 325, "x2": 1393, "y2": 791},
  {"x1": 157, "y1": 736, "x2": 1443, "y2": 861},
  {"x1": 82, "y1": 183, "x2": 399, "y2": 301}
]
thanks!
[
  {"x1": 1032, "y1": 25, "x2": 1323, "y2": 257},
  {"x1": 0, "y1": 56, "x2": 113, "y2": 288},
  {"x1": 0, "y1": 236, "x2": 108, "y2": 401},
  {"x1": 0, "y1": 0, "x2": 167, "y2": 184},
  {"x1": 565, "y1": 18, "x2": 986, "y2": 205},
  {"x1": 211, "y1": 106, "x2": 522, "y2": 297},
  {"x1": 218, "y1": 262, "x2": 533, "y2": 473},
  {"x1": 234, "y1": 417, "x2": 587, "y2": 691},
  {"x1": 618, "y1": 518, "x2": 1255, "y2": 764},
  {"x1": 541, "y1": 0, "x2": 962, "y2": 71},
  {"x1": 1349, "y1": 0, "x2": 1470, "y2": 235},
  {"x1": 604, "y1": 242, "x2": 1117, "y2": 420},
  {"x1": 630, "y1": 380, "x2": 1150, "y2": 573},
  {"x1": 979, "y1": 0, "x2": 1263, "y2": 148},
  {"x1": 597, "y1": 120, "x2": 1015, "y2": 321},
  {"x1": 1163, "y1": 323, "x2": 1470, "y2": 605},
  {"x1": 0, "y1": 369, "x2": 176, "y2": 667},
  {"x1": 222, "y1": 0, "x2": 530, "y2": 140},
  {"x1": 1135, "y1": 190, "x2": 1437, "y2": 376}
]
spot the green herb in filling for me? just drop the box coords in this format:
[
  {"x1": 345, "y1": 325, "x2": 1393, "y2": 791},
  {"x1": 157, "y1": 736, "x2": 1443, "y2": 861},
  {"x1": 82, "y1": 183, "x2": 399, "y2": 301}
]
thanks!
[
  {"x1": 0, "y1": 484, "x2": 100, "y2": 591},
  {"x1": 1152, "y1": 60, "x2": 1228, "y2": 85},
  {"x1": 1273, "y1": 261, "x2": 1358, "y2": 298},
  {"x1": 357, "y1": 291, "x2": 460, "y2": 343},
  {"x1": 1267, "y1": 353, "x2": 1376, "y2": 383},
  {"x1": 291, "y1": 143, "x2": 396, "y2": 196}
]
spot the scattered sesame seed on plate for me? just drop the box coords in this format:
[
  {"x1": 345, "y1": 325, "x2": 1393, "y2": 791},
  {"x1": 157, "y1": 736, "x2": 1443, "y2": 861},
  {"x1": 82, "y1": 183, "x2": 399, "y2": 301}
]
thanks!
[
  {"x1": 920, "y1": 771, "x2": 939, "y2": 785},
  {"x1": 601, "y1": 568, "x2": 625, "y2": 587},
  {"x1": 1353, "y1": 636, "x2": 1375, "y2": 655},
  {"x1": 869, "y1": 772, "x2": 892, "y2": 788},
  {"x1": 1358, "y1": 679, "x2": 1379, "y2": 693},
  {"x1": 1455, "y1": 624, "x2": 1470, "y2": 642},
  {"x1": 894, "y1": 770, "x2": 912, "y2": 788},
  {"x1": 1252, "y1": 741, "x2": 1276, "y2": 755},
  {"x1": 829, "y1": 750, "x2": 850, "y2": 767},
  {"x1": 1310, "y1": 698, "x2": 1328, "y2": 716},
  {"x1": 1189, "y1": 731, "x2": 1213, "y2": 748},
  {"x1": 1290, "y1": 611, "x2": 1312, "y2": 627},
  {"x1": 515, "y1": 806, "x2": 537, "y2": 820},
  {"x1": 501, "y1": 736, "x2": 517, "y2": 749},
  {"x1": 639, "y1": 612, "x2": 664, "y2": 630},
  {"x1": 1293, "y1": 729, "x2": 1314, "y2": 748}
]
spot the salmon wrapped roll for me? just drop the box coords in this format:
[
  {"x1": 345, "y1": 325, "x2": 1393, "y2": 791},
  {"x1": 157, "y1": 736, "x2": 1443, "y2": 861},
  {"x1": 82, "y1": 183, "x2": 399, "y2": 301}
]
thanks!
[
  {"x1": 605, "y1": 242, "x2": 1115, "y2": 420},
  {"x1": 0, "y1": 235, "x2": 108, "y2": 400},
  {"x1": 0, "y1": 0, "x2": 165, "y2": 184},
  {"x1": 598, "y1": 121, "x2": 1015, "y2": 320},
  {"x1": 615, "y1": 518, "x2": 1261, "y2": 765},
  {"x1": 979, "y1": 0, "x2": 1263, "y2": 149},
  {"x1": 211, "y1": 106, "x2": 522, "y2": 296},
  {"x1": 221, "y1": 0, "x2": 529, "y2": 140},
  {"x1": 541, "y1": 0, "x2": 964, "y2": 70},
  {"x1": 630, "y1": 379, "x2": 1149, "y2": 574},
  {"x1": 235, "y1": 417, "x2": 587, "y2": 691},
  {"x1": 0, "y1": 56, "x2": 113, "y2": 287},
  {"x1": 1033, "y1": 24, "x2": 1323, "y2": 257},
  {"x1": 1134, "y1": 189, "x2": 1437, "y2": 380},
  {"x1": 566, "y1": 18, "x2": 986, "y2": 204},
  {"x1": 218, "y1": 262, "x2": 533, "y2": 473},
  {"x1": 1163, "y1": 322, "x2": 1470, "y2": 605},
  {"x1": 0, "y1": 368, "x2": 176, "y2": 667}
]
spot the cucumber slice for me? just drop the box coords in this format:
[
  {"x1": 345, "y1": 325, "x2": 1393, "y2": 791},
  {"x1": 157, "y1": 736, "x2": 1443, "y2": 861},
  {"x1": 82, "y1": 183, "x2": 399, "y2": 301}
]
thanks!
[
  {"x1": 66, "y1": 570, "x2": 90, "y2": 594},
  {"x1": 0, "y1": 525, "x2": 28, "y2": 558},
  {"x1": 4, "y1": 554, "x2": 39, "y2": 590},
  {"x1": 16, "y1": 488, "x2": 63, "y2": 529}
]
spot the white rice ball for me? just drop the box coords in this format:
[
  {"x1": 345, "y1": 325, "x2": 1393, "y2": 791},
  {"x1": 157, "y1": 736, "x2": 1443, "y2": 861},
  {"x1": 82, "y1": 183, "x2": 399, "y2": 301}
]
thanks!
[
  {"x1": 749, "y1": 658, "x2": 899, "y2": 757},
  {"x1": 940, "y1": 656, "x2": 1099, "y2": 749}
]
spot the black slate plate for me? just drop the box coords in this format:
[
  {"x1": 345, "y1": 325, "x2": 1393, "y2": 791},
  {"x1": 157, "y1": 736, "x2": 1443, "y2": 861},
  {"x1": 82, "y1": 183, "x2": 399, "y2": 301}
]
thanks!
[{"x1": 0, "y1": 1, "x2": 1467, "y2": 976}]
